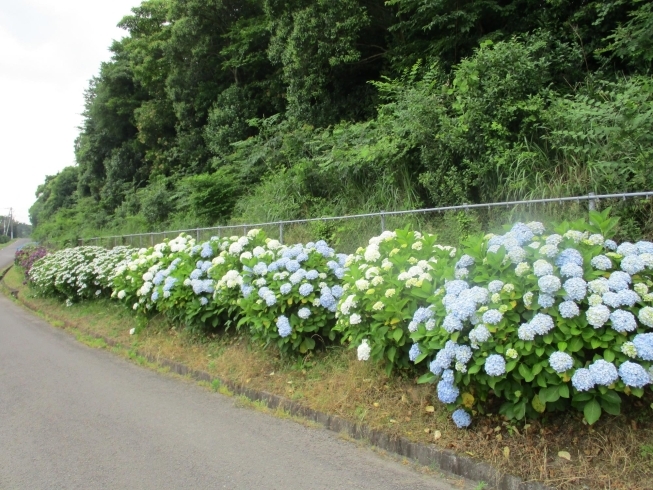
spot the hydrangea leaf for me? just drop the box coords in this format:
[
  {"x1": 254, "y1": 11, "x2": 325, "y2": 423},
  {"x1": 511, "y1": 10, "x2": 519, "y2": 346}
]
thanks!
[{"x1": 584, "y1": 399, "x2": 602, "y2": 425}]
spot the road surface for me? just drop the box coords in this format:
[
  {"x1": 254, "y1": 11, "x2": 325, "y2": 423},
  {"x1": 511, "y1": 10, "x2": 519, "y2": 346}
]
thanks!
[{"x1": 0, "y1": 239, "x2": 462, "y2": 489}]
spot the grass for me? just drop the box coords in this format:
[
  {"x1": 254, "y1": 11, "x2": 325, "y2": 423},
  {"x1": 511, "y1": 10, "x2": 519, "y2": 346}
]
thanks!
[
  {"x1": 0, "y1": 239, "x2": 15, "y2": 250},
  {"x1": 2, "y1": 266, "x2": 653, "y2": 490}
]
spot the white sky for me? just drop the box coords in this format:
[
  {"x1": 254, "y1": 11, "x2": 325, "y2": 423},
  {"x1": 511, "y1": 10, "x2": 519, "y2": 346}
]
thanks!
[{"x1": 0, "y1": 0, "x2": 143, "y2": 223}]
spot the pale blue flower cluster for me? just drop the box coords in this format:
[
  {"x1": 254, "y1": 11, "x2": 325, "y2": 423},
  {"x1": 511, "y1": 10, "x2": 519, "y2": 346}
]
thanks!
[
  {"x1": 563, "y1": 277, "x2": 587, "y2": 301},
  {"x1": 556, "y1": 248, "x2": 583, "y2": 268},
  {"x1": 488, "y1": 280, "x2": 504, "y2": 293},
  {"x1": 591, "y1": 255, "x2": 612, "y2": 271},
  {"x1": 549, "y1": 351, "x2": 574, "y2": 373},
  {"x1": 633, "y1": 333, "x2": 653, "y2": 361},
  {"x1": 482, "y1": 309, "x2": 503, "y2": 325},
  {"x1": 538, "y1": 275, "x2": 561, "y2": 294},
  {"x1": 298, "y1": 307, "x2": 311, "y2": 319},
  {"x1": 451, "y1": 409, "x2": 472, "y2": 428},
  {"x1": 588, "y1": 359, "x2": 619, "y2": 386},
  {"x1": 409, "y1": 344, "x2": 421, "y2": 362},
  {"x1": 538, "y1": 294, "x2": 555, "y2": 308},
  {"x1": 484, "y1": 354, "x2": 506, "y2": 376},
  {"x1": 560, "y1": 263, "x2": 584, "y2": 278},
  {"x1": 558, "y1": 300, "x2": 579, "y2": 318},
  {"x1": 277, "y1": 315, "x2": 292, "y2": 337},
  {"x1": 618, "y1": 361, "x2": 651, "y2": 388},
  {"x1": 571, "y1": 368, "x2": 594, "y2": 391},
  {"x1": 610, "y1": 309, "x2": 637, "y2": 333},
  {"x1": 299, "y1": 283, "x2": 314, "y2": 297}
]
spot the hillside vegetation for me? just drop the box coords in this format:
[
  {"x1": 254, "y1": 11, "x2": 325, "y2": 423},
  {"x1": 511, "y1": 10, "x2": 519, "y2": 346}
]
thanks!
[{"x1": 30, "y1": 0, "x2": 653, "y2": 245}]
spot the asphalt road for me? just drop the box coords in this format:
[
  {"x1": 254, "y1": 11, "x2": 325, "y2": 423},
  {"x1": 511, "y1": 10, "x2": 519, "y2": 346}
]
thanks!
[{"x1": 0, "y1": 240, "x2": 461, "y2": 489}]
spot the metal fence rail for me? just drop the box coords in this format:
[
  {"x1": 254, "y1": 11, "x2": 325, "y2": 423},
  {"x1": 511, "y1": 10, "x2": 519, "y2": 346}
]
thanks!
[{"x1": 79, "y1": 191, "x2": 653, "y2": 252}]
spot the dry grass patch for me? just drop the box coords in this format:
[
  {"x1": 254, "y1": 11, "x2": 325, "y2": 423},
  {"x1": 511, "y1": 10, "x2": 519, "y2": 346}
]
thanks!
[{"x1": 3, "y1": 266, "x2": 653, "y2": 490}]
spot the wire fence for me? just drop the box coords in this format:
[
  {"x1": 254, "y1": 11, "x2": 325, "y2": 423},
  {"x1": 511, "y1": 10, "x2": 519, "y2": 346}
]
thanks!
[{"x1": 79, "y1": 191, "x2": 653, "y2": 253}]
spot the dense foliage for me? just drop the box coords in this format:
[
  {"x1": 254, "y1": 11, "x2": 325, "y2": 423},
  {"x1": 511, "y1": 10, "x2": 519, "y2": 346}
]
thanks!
[
  {"x1": 26, "y1": 211, "x2": 653, "y2": 429},
  {"x1": 29, "y1": 0, "x2": 653, "y2": 246}
]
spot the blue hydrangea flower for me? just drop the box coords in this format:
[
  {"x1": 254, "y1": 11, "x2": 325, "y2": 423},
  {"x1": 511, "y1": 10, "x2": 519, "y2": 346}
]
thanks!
[
  {"x1": 518, "y1": 322, "x2": 537, "y2": 341},
  {"x1": 610, "y1": 309, "x2": 637, "y2": 333},
  {"x1": 538, "y1": 275, "x2": 561, "y2": 294},
  {"x1": 153, "y1": 272, "x2": 165, "y2": 286},
  {"x1": 591, "y1": 255, "x2": 612, "y2": 271},
  {"x1": 286, "y1": 260, "x2": 301, "y2": 272},
  {"x1": 602, "y1": 291, "x2": 621, "y2": 308},
  {"x1": 200, "y1": 243, "x2": 213, "y2": 258},
  {"x1": 559, "y1": 301, "x2": 580, "y2": 318},
  {"x1": 190, "y1": 269, "x2": 202, "y2": 280},
  {"x1": 604, "y1": 239, "x2": 617, "y2": 251},
  {"x1": 511, "y1": 222, "x2": 535, "y2": 244},
  {"x1": 635, "y1": 241, "x2": 653, "y2": 255},
  {"x1": 538, "y1": 294, "x2": 555, "y2": 308},
  {"x1": 436, "y1": 379, "x2": 459, "y2": 404},
  {"x1": 299, "y1": 283, "x2": 314, "y2": 297},
  {"x1": 296, "y1": 252, "x2": 309, "y2": 263},
  {"x1": 443, "y1": 314, "x2": 463, "y2": 333},
  {"x1": 608, "y1": 271, "x2": 631, "y2": 292},
  {"x1": 617, "y1": 289, "x2": 639, "y2": 307},
  {"x1": 334, "y1": 268, "x2": 345, "y2": 279},
  {"x1": 413, "y1": 307, "x2": 434, "y2": 324},
  {"x1": 456, "y1": 255, "x2": 475, "y2": 268},
  {"x1": 616, "y1": 242, "x2": 638, "y2": 256},
  {"x1": 468, "y1": 287, "x2": 489, "y2": 305},
  {"x1": 280, "y1": 283, "x2": 292, "y2": 295},
  {"x1": 633, "y1": 333, "x2": 653, "y2": 361},
  {"x1": 482, "y1": 309, "x2": 503, "y2": 325},
  {"x1": 455, "y1": 345, "x2": 473, "y2": 364},
  {"x1": 409, "y1": 344, "x2": 421, "y2": 362},
  {"x1": 586, "y1": 304, "x2": 611, "y2": 328},
  {"x1": 508, "y1": 247, "x2": 527, "y2": 264},
  {"x1": 560, "y1": 263, "x2": 584, "y2": 278},
  {"x1": 326, "y1": 260, "x2": 339, "y2": 271},
  {"x1": 258, "y1": 287, "x2": 271, "y2": 299},
  {"x1": 200, "y1": 297, "x2": 209, "y2": 306},
  {"x1": 485, "y1": 354, "x2": 506, "y2": 376},
  {"x1": 563, "y1": 277, "x2": 587, "y2": 301},
  {"x1": 556, "y1": 248, "x2": 583, "y2": 267},
  {"x1": 265, "y1": 293, "x2": 277, "y2": 306},
  {"x1": 621, "y1": 255, "x2": 645, "y2": 275},
  {"x1": 618, "y1": 361, "x2": 651, "y2": 388},
  {"x1": 441, "y1": 369, "x2": 454, "y2": 384},
  {"x1": 305, "y1": 269, "x2": 319, "y2": 280},
  {"x1": 530, "y1": 313, "x2": 555, "y2": 335},
  {"x1": 331, "y1": 285, "x2": 343, "y2": 298},
  {"x1": 298, "y1": 307, "x2": 311, "y2": 319},
  {"x1": 588, "y1": 359, "x2": 619, "y2": 386},
  {"x1": 277, "y1": 315, "x2": 292, "y2": 338},
  {"x1": 571, "y1": 368, "x2": 595, "y2": 392},
  {"x1": 253, "y1": 262, "x2": 268, "y2": 276},
  {"x1": 151, "y1": 290, "x2": 159, "y2": 302},
  {"x1": 469, "y1": 325, "x2": 491, "y2": 344},
  {"x1": 200, "y1": 261, "x2": 212, "y2": 272},
  {"x1": 430, "y1": 349, "x2": 455, "y2": 375},
  {"x1": 319, "y1": 293, "x2": 336, "y2": 309},
  {"x1": 241, "y1": 284, "x2": 254, "y2": 298},
  {"x1": 533, "y1": 259, "x2": 553, "y2": 277},
  {"x1": 452, "y1": 409, "x2": 472, "y2": 428},
  {"x1": 444, "y1": 280, "x2": 469, "y2": 296},
  {"x1": 488, "y1": 280, "x2": 504, "y2": 293},
  {"x1": 549, "y1": 351, "x2": 574, "y2": 373}
]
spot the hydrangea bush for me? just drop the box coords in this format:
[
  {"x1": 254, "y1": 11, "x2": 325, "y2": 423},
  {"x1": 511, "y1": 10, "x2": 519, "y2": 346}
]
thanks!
[
  {"x1": 334, "y1": 228, "x2": 456, "y2": 373},
  {"x1": 400, "y1": 212, "x2": 653, "y2": 427},
  {"x1": 30, "y1": 246, "x2": 134, "y2": 301},
  {"x1": 236, "y1": 238, "x2": 346, "y2": 354}
]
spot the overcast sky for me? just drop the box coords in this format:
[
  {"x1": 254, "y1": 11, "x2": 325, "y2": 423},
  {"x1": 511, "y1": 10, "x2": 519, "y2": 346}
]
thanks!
[{"x1": 0, "y1": 0, "x2": 143, "y2": 223}]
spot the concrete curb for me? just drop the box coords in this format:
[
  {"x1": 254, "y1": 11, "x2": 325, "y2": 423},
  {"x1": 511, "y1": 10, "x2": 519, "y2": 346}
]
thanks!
[{"x1": 1, "y1": 281, "x2": 551, "y2": 490}]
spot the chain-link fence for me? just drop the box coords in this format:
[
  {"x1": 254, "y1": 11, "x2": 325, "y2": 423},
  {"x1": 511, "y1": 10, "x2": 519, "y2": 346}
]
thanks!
[{"x1": 79, "y1": 191, "x2": 653, "y2": 253}]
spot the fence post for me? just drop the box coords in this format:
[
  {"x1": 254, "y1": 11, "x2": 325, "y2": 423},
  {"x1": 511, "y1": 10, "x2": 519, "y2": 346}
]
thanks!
[
  {"x1": 196, "y1": 229, "x2": 200, "y2": 242},
  {"x1": 151, "y1": 234, "x2": 154, "y2": 247},
  {"x1": 243, "y1": 226, "x2": 247, "y2": 236},
  {"x1": 588, "y1": 192, "x2": 597, "y2": 212},
  {"x1": 279, "y1": 223, "x2": 284, "y2": 245},
  {"x1": 380, "y1": 211, "x2": 386, "y2": 233}
]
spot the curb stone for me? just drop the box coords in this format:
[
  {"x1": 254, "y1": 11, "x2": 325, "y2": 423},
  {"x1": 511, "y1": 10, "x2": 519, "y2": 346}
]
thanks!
[{"x1": 0, "y1": 279, "x2": 552, "y2": 490}]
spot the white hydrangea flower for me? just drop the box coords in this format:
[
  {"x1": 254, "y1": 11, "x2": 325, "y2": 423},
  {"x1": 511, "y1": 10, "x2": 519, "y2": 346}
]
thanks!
[{"x1": 357, "y1": 340, "x2": 371, "y2": 361}]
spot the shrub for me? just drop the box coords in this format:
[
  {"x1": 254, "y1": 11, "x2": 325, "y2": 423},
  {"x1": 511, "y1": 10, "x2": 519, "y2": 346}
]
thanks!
[
  {"x1": 30, "y1": 246, "x2": 134, "y2": 301},
  {"x1": 14, "y1": 244, "x2": 48, "y2": 279},
  {"x1": 333, "y1": 228, "x2": 456, "y2": 374}
]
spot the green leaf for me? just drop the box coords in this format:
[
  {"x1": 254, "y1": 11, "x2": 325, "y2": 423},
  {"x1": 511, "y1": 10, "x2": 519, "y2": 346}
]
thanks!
[
  {"x1": 568, "y1": 337, "x2": 584, "y2": 352},
  {"x1": 557, "y1": 341, "x2": 568, "y2": 351},
  {"x1": 558, "y1": 384, "x2": 570, "y2": 398},
  {"x1": 417, "y1": 372, "x2": 436, "y2": 384},
  {"x1": 539, "y1": 386, "x2": 560, "y2": 403},
  {"x1": 392, "y1": 328, "x2": 403, "y2": 342},
  {"x1": 584, "y1": 400, "x2": 602, "y2": 425},
  {"x1": 604, "y1": 349, "x2": 615, "y2": 362},
  {"x1": 519, "y1": 363, "x2": 534, "y2": 382}
]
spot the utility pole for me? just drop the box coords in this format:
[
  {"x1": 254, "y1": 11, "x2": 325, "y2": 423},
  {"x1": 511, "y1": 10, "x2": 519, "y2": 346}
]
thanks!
[{"x1": 9, "y1": 207, "x2": 13, "y2": 239}]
